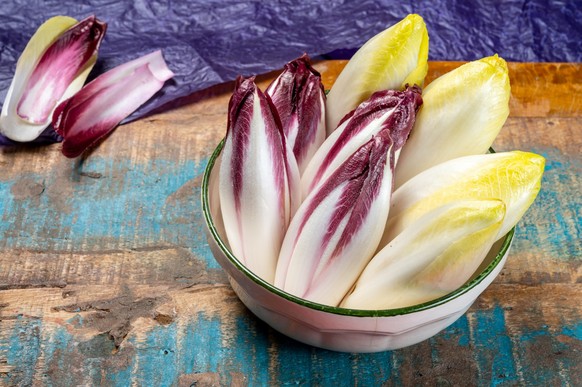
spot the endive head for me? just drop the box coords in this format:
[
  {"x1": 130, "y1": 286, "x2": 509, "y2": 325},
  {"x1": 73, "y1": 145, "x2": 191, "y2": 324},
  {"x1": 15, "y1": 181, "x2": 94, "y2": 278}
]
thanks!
[
  {"x1": 382, "y1": 151, "x2": 545, "y2": 247},
  {"x1": 326, "y1": 14, "x2": 429, "y2": 133},
  {"x1": 395, "y1": 55, "x2": 511, "y2": 187},
  {"x1": 341, "y1": 199, "x2": 506, "y2": 310},
  {"x1": 302, "y1": 86, "x2": 422, "y2": 197},
  {"x1": 0, "y1": 15, "x2": 106, "y2": 142},
  {"x1": 400, "y1": 199, "x2": 505, "y2": 294},
  {"x1": 275, "y1": 131, "x2": 396, "y2": 306},
  {"x1": 266, "y1": 54, "x2": 326, "y2": 172},
  {"x1": 421, "y1": 55, "x2": 509, "y2": 144},
  {"x1": 219, "y1": 76, "x2": 300, "y2": 283}
]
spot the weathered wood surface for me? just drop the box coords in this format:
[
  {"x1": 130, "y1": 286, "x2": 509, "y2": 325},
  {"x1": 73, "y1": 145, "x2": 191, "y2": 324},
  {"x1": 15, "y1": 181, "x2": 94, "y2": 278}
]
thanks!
[{"x1": 0, "y1": 61, "x2": 580, "y2": 386}]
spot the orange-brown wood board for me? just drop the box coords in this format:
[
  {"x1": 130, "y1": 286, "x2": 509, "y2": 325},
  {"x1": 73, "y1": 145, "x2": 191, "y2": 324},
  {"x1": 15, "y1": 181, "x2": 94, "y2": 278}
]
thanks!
[{"x1": 1, "y1": 61, "x2": 580, "y2": 385}]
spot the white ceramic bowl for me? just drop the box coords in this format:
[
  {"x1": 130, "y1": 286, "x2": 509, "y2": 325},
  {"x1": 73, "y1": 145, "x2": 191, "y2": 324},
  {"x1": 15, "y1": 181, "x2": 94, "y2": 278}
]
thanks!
[{"x1": 201, "y1": 141, "x2": 514, "y2": 353}]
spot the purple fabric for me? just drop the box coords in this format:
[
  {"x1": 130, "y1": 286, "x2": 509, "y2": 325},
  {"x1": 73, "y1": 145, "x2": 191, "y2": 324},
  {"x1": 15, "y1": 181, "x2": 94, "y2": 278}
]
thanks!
[{"x1": 0, "y1": 0, "x2": 580, "y2": 145}]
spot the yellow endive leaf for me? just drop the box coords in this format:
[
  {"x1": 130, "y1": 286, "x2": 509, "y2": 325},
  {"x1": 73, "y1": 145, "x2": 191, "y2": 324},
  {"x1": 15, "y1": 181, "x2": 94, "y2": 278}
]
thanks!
[
  {"x1": 395, "y1": 55, "x2": 511, "y2": 187},
  {"x1": 342, "y1": 199, "x2": 505, "y2": 310},
  {"x1": 380, "y1": 151, "x2": 545, "y2": 249},
  {"x1": 326, "y1": 14, "x2": 429, "y2": 134}
]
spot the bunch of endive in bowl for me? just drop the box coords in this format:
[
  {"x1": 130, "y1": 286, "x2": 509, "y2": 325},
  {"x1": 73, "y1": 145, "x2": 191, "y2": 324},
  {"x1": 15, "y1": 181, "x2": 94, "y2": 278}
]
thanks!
[{"x1": 212, "y1": 14, "x2": 544, "y2": 311}]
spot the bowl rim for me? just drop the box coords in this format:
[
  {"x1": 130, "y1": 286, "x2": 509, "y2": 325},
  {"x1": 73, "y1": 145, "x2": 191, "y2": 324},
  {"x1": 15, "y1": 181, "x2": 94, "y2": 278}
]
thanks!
[{"x1": 201, "y1": 140, "x2": 514, "y2": 317}]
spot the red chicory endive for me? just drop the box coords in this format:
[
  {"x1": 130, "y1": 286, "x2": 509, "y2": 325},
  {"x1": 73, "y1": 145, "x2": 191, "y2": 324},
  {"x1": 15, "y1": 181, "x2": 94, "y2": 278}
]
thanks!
[
  {"x1": 266, "y1": 54, "x2": 326, "y2": 173},
  {"x1": 219, "y1": 76, "x2": 300, "y2": 284},
  {"x1": 274, "y1": 131, "x2": 397, "y2": 306},
  {"x1": 301, "y1": 86, "x2": 422, "y2": 199},
  {"x1": 18, "y1": 16, "x2": 106, "y2": 124},
  {"x1": 0, "y1": 15, "x2": 106, "y2": 142}
]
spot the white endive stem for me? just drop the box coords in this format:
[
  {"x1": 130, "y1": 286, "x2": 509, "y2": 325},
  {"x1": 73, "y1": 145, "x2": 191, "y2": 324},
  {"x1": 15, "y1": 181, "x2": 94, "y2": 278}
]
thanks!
[
  {"x1": 326, "y1": 14, "x2": 428, "y2": 134},
  {"x1": 275, "y1": 132, "x2": 395, "y2": 307},
  {"x1": 0, "y1": 16, "x2": 105, "y2": 142},
  {"x1": 301, "y1": 87, "x2": 422, "y2": 199},
  {"x1": 394, "y1": 55, "x2": 511, "y2": 188},
  {"x1": 379, "y1": 151, "x2": 545, "y2": 251},
  {"x1": 219, "y1": 77, "x2": 300, "y2": 284},
  {"x1": 341, "y1": 199, "x2": 505, "y2": 310}
]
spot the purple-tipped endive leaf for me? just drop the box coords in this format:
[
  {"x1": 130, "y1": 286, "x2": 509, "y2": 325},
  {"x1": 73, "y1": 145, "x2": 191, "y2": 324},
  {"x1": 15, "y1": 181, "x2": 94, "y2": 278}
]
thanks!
[
  {"x1": 52, "y1": 50, "x2": 174, "y2": 158},
  {"x1": 0, "y1": 15, "x2": 106, "y2": 142},
  {"x1": 394, "y1": 55, "x2": 511, "y2": 188},
  {"x1": 326, "y1": 14, "x2": 428, "y2": 133},
  {"x1": 379, "y1": 151, "x2": 545, "y2": 251},
  {"x1": 301, "y1": 87, "x2": 422, "y2": 199},
  {"x1": 219, "y1": 77, "x2": 300, "y2": 284},
  {"x1": 274, "y1": 132, "x2": 395, "y2": 306},
  {"x1": 341, "y1": 199, "x2": 505, "y2": 310},
  {"x1": 266, "y1": 54, "x2": 326, "y2": 173}
]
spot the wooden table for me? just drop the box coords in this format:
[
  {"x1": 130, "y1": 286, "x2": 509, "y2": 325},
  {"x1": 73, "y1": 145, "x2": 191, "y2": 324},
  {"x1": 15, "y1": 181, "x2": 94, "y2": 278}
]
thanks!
[{"x1": 1, "y1": 61, "x2": 580, "y2": 386}]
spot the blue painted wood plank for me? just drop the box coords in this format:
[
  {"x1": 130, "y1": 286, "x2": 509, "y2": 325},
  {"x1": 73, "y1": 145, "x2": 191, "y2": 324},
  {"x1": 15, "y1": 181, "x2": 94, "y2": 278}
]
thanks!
[
  {"x1": 2, "y1": 309, "x2": 580, "y2": 385},
  {"x1": 514, "y1": 147, "x2": 582, "y2": 260}
]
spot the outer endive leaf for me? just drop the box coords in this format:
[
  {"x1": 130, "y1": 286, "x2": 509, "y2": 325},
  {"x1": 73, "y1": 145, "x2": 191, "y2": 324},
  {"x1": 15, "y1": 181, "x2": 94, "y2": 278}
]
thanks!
[
  {"x1": 325, "y1": 14, "x2": 429, "y2": 134},
  {"x1": 379, "y1": 151, "x2": 545, "y2": 250},
  {"x1": 53, "y1": 50, "x2": 174, "y2": 158},
  {"x1": 0, "y1": 16, "x2": 105, "y2": 142},
  {"x1": 341, "y1": 199, "x2": 505, "y2": 310},
  {"x1": 395, "y1": 55, "x2": 511, "y2": 187}
]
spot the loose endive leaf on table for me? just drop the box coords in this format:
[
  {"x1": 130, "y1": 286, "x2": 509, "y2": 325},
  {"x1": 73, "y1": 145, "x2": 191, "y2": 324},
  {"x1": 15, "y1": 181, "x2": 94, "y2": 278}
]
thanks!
[
  {"x1": 219, "y1": 77, "x2": 300, "y2": 284},
  {"x1": 301, "y1": 87, "x2": 422, "y2": 199},
  {"x1": 52, "y1": 50, "x2": 174, "y2": 158},
  {"x1": 394, "y1": 55, "x2": 510, "y2": 188},
  {"x1": 275, "y1": 132, "x2": 395, "y2": 307},
  {"x1": 325, "y1": 14, "x2": 428, "y2": 134},
  {"x1": 341, "y1": 199, "x2": 505, "y2": 310},
  {"x1": 266, "y1": 54, "x2": 326, "y2": 173},
  {"x1": 379, "y1": 151, "x2": 545, "y2": 250},
  {"x1": 0, "y1": 15, "x2": 106, "y2": 142}
]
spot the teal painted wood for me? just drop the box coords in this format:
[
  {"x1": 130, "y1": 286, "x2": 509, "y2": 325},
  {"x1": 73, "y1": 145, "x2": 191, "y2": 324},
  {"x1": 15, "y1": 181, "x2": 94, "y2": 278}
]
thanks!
[
  {"x1": 2, "y1": 309, "x2": 580, "y2": 385},
  {"x1": 0, "y1": 156, "x2": 216, "y2": 267}
]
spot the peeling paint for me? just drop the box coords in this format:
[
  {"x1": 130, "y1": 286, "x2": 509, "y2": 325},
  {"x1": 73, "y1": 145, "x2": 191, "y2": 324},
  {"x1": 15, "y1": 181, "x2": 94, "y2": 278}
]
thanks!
[
  {"x1": 1, "y1": 316, "x2": 42, "y2": 386},
  {"x1": 2, "y1": 293, "x2": 581, "y2": 385}
]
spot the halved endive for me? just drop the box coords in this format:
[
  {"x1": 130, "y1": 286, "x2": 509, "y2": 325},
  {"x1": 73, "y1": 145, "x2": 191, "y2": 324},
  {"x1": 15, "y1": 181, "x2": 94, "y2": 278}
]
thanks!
[
  {"x1": 301, "y1": 87, "x2": 422, "y2": 199},
  {"x1": 394, "y1": 55, "x2": 511, "y2": 188},
  {"x1": 341, "y1": 199, "x2": 505, "y2": 310},
  {"x1": 325, "y1": 14, "x2": 429, "y2": 133},
  {"x1": 0, "y1": 16, "x2": 106, "y2": 142},
  {"x1": 266, "y1": 54, "x2": 326, "y2": 173},
  {"x1": 275, "y1": 131, "x2": 396, "y2": 307},
  {"x1": 219, "y1": 77, "x2": 300, "y2": 284},
  {"x1": 53, "y1": 50, "x2": 174, "y2": 158},
  {"x1": 379, "y1": 151, "x2": 545, "y2": 250}
]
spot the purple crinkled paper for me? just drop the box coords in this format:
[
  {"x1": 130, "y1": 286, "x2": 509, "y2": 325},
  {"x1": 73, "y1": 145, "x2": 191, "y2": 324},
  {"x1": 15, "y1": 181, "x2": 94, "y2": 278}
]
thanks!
[{"x1": 0, "y1": 0, "x2": 580, "y2": 145}]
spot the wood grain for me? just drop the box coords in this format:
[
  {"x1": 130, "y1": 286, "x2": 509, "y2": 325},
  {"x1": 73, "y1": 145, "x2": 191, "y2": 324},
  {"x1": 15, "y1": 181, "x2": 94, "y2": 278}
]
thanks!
[
  {"x1": 318, "y1": 60, "x2": 582, "y2": 117},
  {"x1": 1, "y1": 61, "x2": 580, "y2": 386}
]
